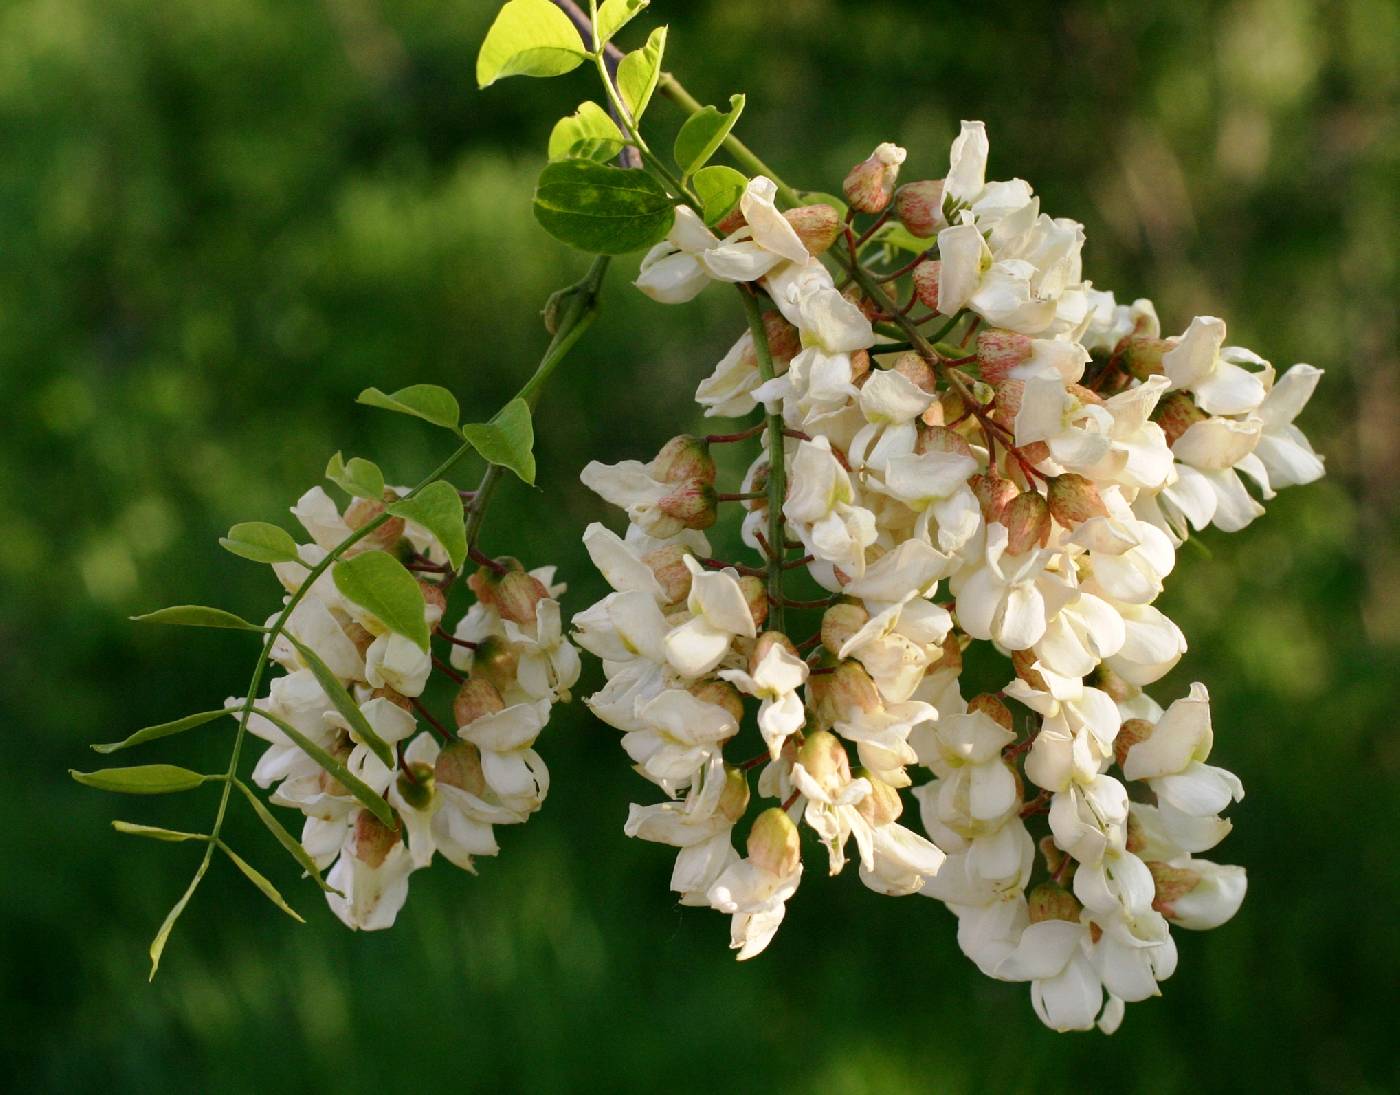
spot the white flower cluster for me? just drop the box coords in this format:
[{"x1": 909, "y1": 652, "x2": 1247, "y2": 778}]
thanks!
[
  {"x1": 235, "y1": 486, "x2": 579, "y2": 930},
  {"x1": 581, "y1": 121, "x2": 1323, "y2": 1032}
]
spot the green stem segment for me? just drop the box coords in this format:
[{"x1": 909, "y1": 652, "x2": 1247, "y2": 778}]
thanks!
[{"x1": 738, "y1": 287, "x2": 788, "y2": 635}]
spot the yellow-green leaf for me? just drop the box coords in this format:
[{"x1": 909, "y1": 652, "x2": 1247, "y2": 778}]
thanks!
[
  {"x1": 617, "y1": 25, "x2": 666, "y2": 120},
  {"x1": 476, "y1": 0, "x2": 586, "y2": 88},
  {"x1": 113, "y1": 821, "x2": 209, "y2": 843},
  {"x1": 93, "y1": 709, "x2": 233, "y2": 754},
  {"x1": 325, "y1": 452, "x2": 385, "y2": 501},
  {"x1": 595, "y1": 0, "x2": 648, "y2": 45},
  {"x1": 674, "y1": 93, "x2": 745, "y2": 179},
  {"x1": 356, "y1": 384, "x2": 460, "y2": 430},
  {"x1": 548, "y1": 101, "x2": 625, "y2": 163},
  {"x1": 71, "y1": 765, "x2": 213, "y2": 794},
  {"x1": 692, "y1": 164, "x2": 747, "y2": 226},
  {"x1": 219, "y1": 521, "x2": 301, "y2": 564},
  {"x1": 219, "y1": 842, "x2": 305, "y2": 923},
  {"x1": 462, "y1": 397, "x2": 538, "y2": 484}
]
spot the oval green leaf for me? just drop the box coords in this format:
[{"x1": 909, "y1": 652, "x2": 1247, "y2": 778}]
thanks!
[
  {"x1": 331, "y1": 550, "x2": 430, "y2": 651},
  {"x1": 219, "y1": 521, "x2": 301, "y2": 564},
  {"x1": 595, "y1": 0, "x2": 648, "y2": 45},
  {"x1": 93, "y1": 708, "x2": 233, "y2": 755},
  {"x1": 692, "y1": 164, "x2": 747, "y2": 227},
  {"x1": 462, "y1": 397, "x2": 537, "y2": 485},
  {"x1": 617, "y1": 25, "x2": 666, "y2": 121},
  {"x1": 325, "y1": 452, "x2": 385, "y2": 501},
  {"x1": 533, "y1": 158, "x2": 675, "y2": 256},
  {"x1": 674, "y1": 93, "x2": 745, "y2": 179},
  {"x1": 131, "y1": 605, "x2": 265, "y2": 631},
  {"x1": 388, "y1": 480, "x2": 467, "y2": 570},
  {"x1": 548, "y1": 101, "x2": 625, "y2": 163},
  {"x1": 356, "y1": 384, "x2": 460, "y2": 430},
  {"x1": 71, "y1": 765, "x2": 213, "y2": 795},
  {"x1": 476, "y1": 0, "x2": 586, "y2": 88}
]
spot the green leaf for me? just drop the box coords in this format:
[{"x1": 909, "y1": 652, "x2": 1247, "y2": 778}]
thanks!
[
  {"x1": 595, "y1": 0, "x2": 648, "y2": 44},
  {"x1": 232, "y1": 779, "x2": 340, "y2": 895},
  {"x1": 461, "y1": 397, "x2": 537, "y2": 484},
  {"x1": 249, "y1": 703, "x2": 396, "y2": 828},
  {"x1": 801, "y1": 190, "x2": 849, "y2": 217},
  {"x1": 673, "y1": 93, "x2": 745, "y2": 179},
  {"x1": 284, "y1": 633, "x2": 396, "y2": 770},
  {"x1": 131, "y1": 605, "x2": 265, "y2": 631},
  {"x1": 325, "y1": 452, "x2": 386, "y2": 501},
  {"x1": 219, "y1": 842, "x2": 305, "y2": 923},
  {"x1": 548, "y1": 101, "x2": 625, "y2": 163},
  {"x1": 93, "y1": 708, "x2": 233, "y2": 754},
  {"x1": 218, "y1": 521, "x2": 301, "y2": 564},
  {"x1": 387, "y1": 480, "x2": 467, "y2": 570},
  {"x1": 869, "y1": 220, "x2": 929, "y2": 256},
  {"x1": 71, "y1": 765, "x2": 213, "y2": 795},
  {"x1": 533, "y1": 158, "x2": 674, "y2": 256},
  {"x1": 692, "y1": 164, "x2": 747, "y2": 226},
  {"x1": 356, "y1": 384, "x2": 460, "y2": 430},
  {"x1": 113, "y1": 821, "x2": 209, "y2": 843},
  {"x1": 476, "y1": 0, "x2": 586, "y2": 88},
  {"x1": 332, "y1": 550, "x2": 430, "y2": 651},
  {"x1": 150, "y1": 872, "x2": 201, "y2": 980},
  {"x1": 617, "y1": 25, "x2": 666, "y2": 121}
]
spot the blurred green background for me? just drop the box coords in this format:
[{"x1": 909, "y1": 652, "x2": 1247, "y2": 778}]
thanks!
[{"x1": 2, "y1": 0, "x2": 1396, "y2": 1091}]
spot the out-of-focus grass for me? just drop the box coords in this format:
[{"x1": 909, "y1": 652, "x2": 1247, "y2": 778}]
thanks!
[{"x1": 1, "y1": 1, "x2": 1395, "y2": 1091}]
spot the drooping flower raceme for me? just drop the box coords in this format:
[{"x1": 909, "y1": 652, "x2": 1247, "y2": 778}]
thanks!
[{"x1": 577, "y1": 118, "x2": 1322, "y2": 1034}]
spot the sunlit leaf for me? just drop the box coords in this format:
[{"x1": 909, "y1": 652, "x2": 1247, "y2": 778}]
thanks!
[
  {"x1": 692, "y1": 164, "x2": 747, "y2": 226},
  {"x1": 476, "y1": 0, "x2": 586, "y2": 88},
  {"x1": 673, "y1": 93, "x2": 745, "y2": 179},
  {"x1": 533, "y1": 158, "x2": 674, "y2": 257},
  {"x1": 548, "y1": 101, "x2": 625, "y2": 163},
  {"x1": 595, "y1": 0, "x2": 648, "y2": 45},
  {"x1": 617, "y1": 25, "x2": 666, "y2": 121}
]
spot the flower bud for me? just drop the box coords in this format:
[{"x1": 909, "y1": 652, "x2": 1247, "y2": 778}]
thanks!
[
  {"x1": 1038, "y1": 835, "x2": 1068, "y2": 876},
  {"x1": 454, "y1": 675, "x2": 505, "y2": 728},
  {"x1": 657, "y1": 478, "x2": 718, "y2": 530},
  {"x1": 928, "y1": 631, "x2": 963, "y2": 676},
  {"x1": 784, "y1": 203, "x2": 841, "y2": 255},
  {"x1": 970, "y1": 472, "x2": 1019, "y2": 524},
  {"x1": 466, "y1": 635, "x2": 517, "y2": 695},
  {"x1": 1124, "y1": 810, "x2": 1147, "y2": 855},
  {"x1": 396, "y1": 762, "x2": 436, "y2": 811},
  {"x1": 1003, "y1": 490, "x2": 1052, "y2": 555},
  {"x1": 915, "y1": 424, "x2": 975, "y2": 460},
  {"x1": 651, "y1": 435, "x2": 716, "y2": 485},
  {"x1": 1011, "y1": 648, "x2": 1049, "y2": 692},
  {"x1": 1154, "y1": 390, "x2": 1208, "y2": 445},
  {"x1": 976, "y1": 330, "x2": 1033, "y2": 383},
  {"x1": 1028, "y1": 882, "x2": 1082, "y2": 924},
  {"x1": 688, "y1": 678, "x2": 745, "y2": 725},
  {"x1": 718, "y1": 765, "x2": 751, "y2": 823},
  {"x1": 1124, "y1": 337, "x2": 1174, "y2": 380},
  {"x1": 849, "y1": 348, "x2": 872, "y2": 384},
  {"x1": 797, "y1": 729, "x2": 853, "y2": 794},
  {"x1": 893, "y1": 351, "x2": 937, "y2": 394},
  {"x1": 344, "y1": 621, "x2": 376, "y2": 658},
  {"x1": 1113, "y1": 717, "x2": 1154, "y2": 769},
  {"x1": 750, "y1": 630, "x2": 799, "y2": 675},
  {"x1": 418, "y1": 579, "x2": 447, "y2": 621},
  {"x1": 762, "y1": 311, "x2": 802, "y2": 364},
  {"x1": 747, "y1": 807, "x2": 801, "y2": 877},
  {"x1": 351, "y1": 809, "x2": 400, "y2": 869},
  {"x1": 894, "y1": 179, "x2": 946, "y2": 238},
  {"x1": 820, "y1": 602, "x2": 870, "y2": 656},
  {"x1": 435, "y1": 739, "x2": 487, "y2": 796},
  {"x1": 855, "y1": 771, "x2": 904, "y2": 827},
  {"x1": 345, "y1": 489, "x2": 406, "y2": 553},
  {"x1": 641, "y1": 544, "x2": 694, "y2": 604},
  {"x1": 371, "y1": 686, "x2": 413, "y2": 712},
  {"x1": 492, "y1": 569, "x2": 550, "y2": 626},
  {"x1": 1091, "y1": 663, "x2": 1133, "y2": 703},
  {"x1": 1147, "y1": 860, "x2": 1202, "y2": 911},
  {"x1": 737, "y1": 575, "x2": 769, "y2": 630},
  {"x1": 1046, "y1": 473, "x2": 1109, "y2": 528},
  {"x1": 991, "y1": 379, "x2": 1024, "y2": 429},
  {"x1": 810, "y1": 660, "x2": 881, "y2": 726},
  {"x1": 912, "y1": 260, "x2": 941, "y2": 312},
  {"x1": 843, "y1": 142, "x2": 906, "y2": 213},
  {"x1": 968, "y1": 693, "x2": 1014, "y2": 732},
  {"x1": 714, "y1": 205, "x2": 747, "y2": 236},
  {"x1": 842, "y1": 283, "x2": 883, "y2": 323}
]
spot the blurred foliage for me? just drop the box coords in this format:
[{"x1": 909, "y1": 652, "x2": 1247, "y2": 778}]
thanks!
[{"x1": 1, "y1": 0, "x2": 1396, "y2": 1091}]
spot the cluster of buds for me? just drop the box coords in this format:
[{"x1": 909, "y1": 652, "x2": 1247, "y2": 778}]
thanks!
[
  {"x1": 586, "y1": 120, "x2": 1323, "y2": 1032},
  {"x1": 237, "y1": 485, "x2": 579, "y2": 929}
]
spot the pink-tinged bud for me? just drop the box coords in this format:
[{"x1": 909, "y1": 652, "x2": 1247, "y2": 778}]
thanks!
[
  {"x1": 641, "y1": 544, "x2": 693, "y2": 604},
  {"x1": 855, "y1": 770, "x2": 904, "y2": 826},
  {"x1": 1003, "y1": 490, "x2": 1052, "y2": 555},
  {"x1": 784, "y1": 203, "x2": 841, "y2": 255},
  {"x1": 1125, "y1": 337, "x2": 1174, "y2": 380},
  {"x1": 849, "y1": 349, "x2": 872, "y2": 384},
  {"x1": 820, "y1": 602, "x2": 870, "y2": 656},
  {"x1": 1114, "y1": 718, "x2": 1154, "y2": 769},
  {"x1": 912, "y1": 260, "x2": 941, "y2": 312},
  {"x1": 1092, "y1": 664, "x2": 1132, "y2": 703},
  {"x1": 737, "y1": 575, "x2": 769, "y2": 630},
  {"x1": 396, "y1": 762, "x2": 436, "y2": 811},
  {"x1": 915, "y1": 424, "x2": 975, "y2": 461},
  {"x1": 453, "y1": 676, "x2": 505, "y2": 728},
  {"x1": 657, "y1": 478, "x2": 718, "y2": 530},
  {"x1": 1047, "y1": 473, "x2": 1109, "y2": 528},
  {"x1": 970, "y1": 472, "x2": 1019, "y2": 524},
  {"x1": 976, "y1": 330, "x2": 1033, "y2": 383},
  {"x1": 894, "y1": 179, "x2": 946, "y2": 238},
  {"x1": 843, "y1": 142, "x2": 906, "y2": 213},
  {"x1": 968, "y1": 693, "x2": 1014, "y2": 732},
  {"x1": 1011, "y1": 648, "x2": 1049, "y2": 692},
  {"x1": 750, "y1": 630, "x2": 799, "y2": 675},
  {"x1": 718, "y1": 765, "x2": 751, "y2": 823},
  {"x1": 1028, "y1": 882, "x2": 1082, "y2": 924},
  {"x1": 991, "y1": 379, "x2": 1025, "y2": 429},
  {"x1": 762, "y1": 312, "x2": 802, "y2": 364},
  {"x1": 652, "y1": 435, "x2": 716, "y2": 485},
  {"x1": 688, "y1": 678, "x2": 745, "y2": 726},
  {"x1": 345, "y1": 490, "x2": 407, "y2": 553},
  {"x1": 1154, "y1": 390, "x2": 1208, "y2": 446},
  {"x1": 1038, "y1": 835, "x2": 1068, "y2": 876},
  {"x1": 747, "y1": 807, "x2": 801, "y2": 876},
  {"x1": 1147, "y1": 861, "x2": 1202, "y2": 911},
  {"x1": 492, "y1": 569, "x2": 550, "y2": 626},
  {"x1": 352, "y1": 809, "x2": 400, "y2": 869},
  {"x1": 810, "y1": 660, "x2": 881, "y2": 726},
  {"x1": 435, "y1": 739, "x2": 487, "y2": 796},
  {"x1": 893, "y1": 351, "x2": 937, "y2": 394},
  {"x1": 797, "y1": 729, "x2": 853, "y2": 794},
  {"x1": 467, "y1": 635, "x2": 518, "y2": 694}
]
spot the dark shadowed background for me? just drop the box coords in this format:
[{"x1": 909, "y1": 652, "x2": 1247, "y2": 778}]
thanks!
[{"x1": 2, "y1": 0, "x2": 1396, "y2": 1091}]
